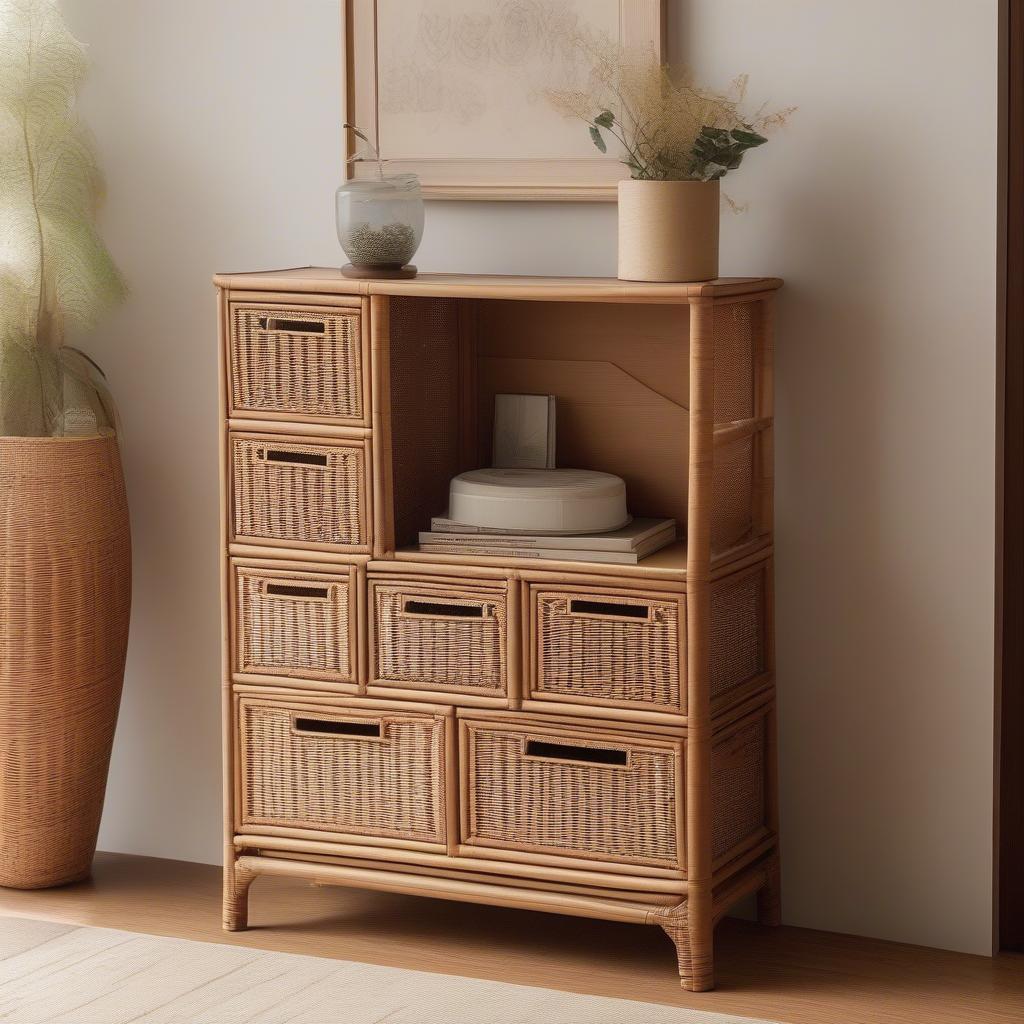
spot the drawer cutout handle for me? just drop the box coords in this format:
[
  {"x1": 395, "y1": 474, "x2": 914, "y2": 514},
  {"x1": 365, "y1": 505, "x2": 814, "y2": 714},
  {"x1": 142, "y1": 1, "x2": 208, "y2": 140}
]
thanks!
[
  {"x1": 568, "y1": 598, "x2": 654, "y2": 623},
  {"x1": 264, "y1": 582, "x2": 331, "y2": 600},
  {"x1": 261, "y1": 449, "x2": 328, "y2": 468},
  {"x1": 402, "y1": 598, "x2": 491, "y2": 620},
  {"x1": 524, "y1": 738, "x2": 629, "y2": 768},
  {"x1": 293, "y1": 717, "x2": 382, "y2": 740},
  {"x1": 257, "y1": 316, "x2": 326, "y2": 335}
]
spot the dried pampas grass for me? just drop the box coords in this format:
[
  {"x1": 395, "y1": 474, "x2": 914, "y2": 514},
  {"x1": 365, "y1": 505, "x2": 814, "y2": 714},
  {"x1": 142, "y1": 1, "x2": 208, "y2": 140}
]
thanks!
[
  {"x1": 546, "y1": 32, "x2": 793, "y2": 184},
  {"x1": 0, "y1": 0, "x2": 126, "y2": 436}
]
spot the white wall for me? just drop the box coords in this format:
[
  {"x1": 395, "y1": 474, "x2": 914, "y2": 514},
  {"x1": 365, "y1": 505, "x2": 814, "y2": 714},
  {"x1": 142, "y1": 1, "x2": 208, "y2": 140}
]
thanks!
[{"x1": 63, "y1": 0, "x2": 998, "y2": 955}]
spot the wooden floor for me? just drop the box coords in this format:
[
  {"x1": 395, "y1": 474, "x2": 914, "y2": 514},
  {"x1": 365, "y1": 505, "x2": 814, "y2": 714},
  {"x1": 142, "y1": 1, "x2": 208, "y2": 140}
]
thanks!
[{"x1": 0, "y1": 853, "x2": 1019, "y2": 1024}]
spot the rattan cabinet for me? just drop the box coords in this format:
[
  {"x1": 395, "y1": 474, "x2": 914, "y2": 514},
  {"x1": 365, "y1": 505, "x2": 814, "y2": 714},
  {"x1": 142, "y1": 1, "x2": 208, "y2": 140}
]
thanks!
[{"x1": 215, "y1": 268, "x2": 782, "y2": 992}]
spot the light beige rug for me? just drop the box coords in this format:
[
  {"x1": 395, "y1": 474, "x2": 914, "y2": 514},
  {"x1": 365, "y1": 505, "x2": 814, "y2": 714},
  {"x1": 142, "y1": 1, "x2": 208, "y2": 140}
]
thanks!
[{"x1": 0, "y1": 916, "x2": 774, "y2": 1023}]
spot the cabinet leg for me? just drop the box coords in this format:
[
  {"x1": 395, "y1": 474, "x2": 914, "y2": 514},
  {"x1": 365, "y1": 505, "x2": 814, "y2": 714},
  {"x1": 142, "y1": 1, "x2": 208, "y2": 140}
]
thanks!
[
  {"x1": 659, "y1": 902, "x2": 715, "y2": 992},
  {"x1": 756, "y1": 855, "x2": 782, "y2": 927},
  {"x1": 223, "y1": 863, "x2": 256, "y2": 932}
]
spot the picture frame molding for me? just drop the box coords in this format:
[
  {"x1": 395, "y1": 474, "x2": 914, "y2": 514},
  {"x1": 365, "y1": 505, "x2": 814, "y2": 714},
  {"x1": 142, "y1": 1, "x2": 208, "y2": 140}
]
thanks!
[{"x1": 343, "y1": 0, "x2": 667, "y2": 202}]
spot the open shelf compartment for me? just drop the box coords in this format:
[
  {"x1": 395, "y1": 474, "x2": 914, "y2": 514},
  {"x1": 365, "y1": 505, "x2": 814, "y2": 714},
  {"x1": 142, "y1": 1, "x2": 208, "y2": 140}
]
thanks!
[{"x1": 377, "y1": 294, "x2": 772, "y2": 577}]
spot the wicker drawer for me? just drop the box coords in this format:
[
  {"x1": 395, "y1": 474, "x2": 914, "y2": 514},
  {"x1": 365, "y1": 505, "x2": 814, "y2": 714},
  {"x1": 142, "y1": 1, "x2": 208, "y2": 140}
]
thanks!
[
  {"x1": 527, "y1": 585, "x2": 685, "y2": 716},
  {"x1": 237, "y1": 697, "x2": 449, "y2": 846},
  {"x1": 460, "y1": 717, "x2": 683, "y2": 869},
  {"x1": 228, "y1": 304, "x2": 365, "y2": 424},
  {"x1": 232, "y1": 562, "x2": 358, "y2": 687},
  {"x1": 230, "y1": 433, "x2": 369, "y2": 551},
  {"x1": 369, "y1": 577, "x2": 510, "y2": 702}
]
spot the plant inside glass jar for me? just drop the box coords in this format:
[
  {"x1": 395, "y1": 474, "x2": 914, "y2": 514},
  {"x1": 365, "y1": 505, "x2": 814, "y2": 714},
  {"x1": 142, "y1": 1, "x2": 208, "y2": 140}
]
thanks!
[{"x1": 339, "y1": 124, "x2": 424, "y2": 277}]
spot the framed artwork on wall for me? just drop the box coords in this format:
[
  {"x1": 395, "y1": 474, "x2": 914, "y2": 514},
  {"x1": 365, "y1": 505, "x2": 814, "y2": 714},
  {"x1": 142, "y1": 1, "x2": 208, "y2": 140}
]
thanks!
[{"x1": 343, "y1": 0, "x2": 666, "y2": 201}]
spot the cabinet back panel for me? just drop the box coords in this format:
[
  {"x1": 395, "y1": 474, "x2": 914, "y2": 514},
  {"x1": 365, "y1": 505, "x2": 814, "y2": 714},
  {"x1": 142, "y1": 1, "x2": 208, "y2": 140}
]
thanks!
[{"x1": 477, "y1": 301, "x2": 690, "y2": 526}]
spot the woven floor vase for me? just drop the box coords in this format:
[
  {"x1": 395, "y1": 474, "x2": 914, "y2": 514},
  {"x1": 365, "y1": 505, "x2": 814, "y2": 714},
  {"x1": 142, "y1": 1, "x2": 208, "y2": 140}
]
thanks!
[{"x1": 0, "y1": 435, "x2": 130, "y2": 888}]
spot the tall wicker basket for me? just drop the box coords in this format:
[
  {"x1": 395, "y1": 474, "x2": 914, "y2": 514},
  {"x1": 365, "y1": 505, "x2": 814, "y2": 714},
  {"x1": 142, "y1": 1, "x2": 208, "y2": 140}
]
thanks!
[{"x1": 0, "y1": 436, "x2": 131, "y2": 888}]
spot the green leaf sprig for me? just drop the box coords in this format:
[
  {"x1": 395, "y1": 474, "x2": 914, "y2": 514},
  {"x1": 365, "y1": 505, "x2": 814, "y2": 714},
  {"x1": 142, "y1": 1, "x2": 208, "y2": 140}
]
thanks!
[{"x1": 586, "y1": 111, "x2": 768, "y2": 182}]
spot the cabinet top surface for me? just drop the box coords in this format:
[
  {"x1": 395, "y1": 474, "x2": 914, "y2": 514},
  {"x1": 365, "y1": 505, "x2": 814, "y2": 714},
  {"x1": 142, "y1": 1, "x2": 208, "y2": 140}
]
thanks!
[{"x1": 213, "y1": 266, "x2": 782, "y2": 302}]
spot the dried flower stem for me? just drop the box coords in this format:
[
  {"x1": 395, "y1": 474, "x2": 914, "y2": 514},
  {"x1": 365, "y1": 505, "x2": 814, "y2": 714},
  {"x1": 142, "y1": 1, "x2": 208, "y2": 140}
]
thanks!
[{"x1": 344, "y1": 122, "x2": 385, "y2": 180}]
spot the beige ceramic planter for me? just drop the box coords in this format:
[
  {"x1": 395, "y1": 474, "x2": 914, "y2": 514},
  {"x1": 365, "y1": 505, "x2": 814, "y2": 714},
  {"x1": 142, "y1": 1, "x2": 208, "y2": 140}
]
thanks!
[{"x1": 617, "y1": 179, "x2": 720, "y2": 283}]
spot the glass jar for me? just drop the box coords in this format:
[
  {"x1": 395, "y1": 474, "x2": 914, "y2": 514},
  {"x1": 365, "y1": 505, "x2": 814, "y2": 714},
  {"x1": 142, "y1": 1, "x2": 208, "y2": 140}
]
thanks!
[{"x1": 335, "y1": 174, "x2": 424, "y2": 271}]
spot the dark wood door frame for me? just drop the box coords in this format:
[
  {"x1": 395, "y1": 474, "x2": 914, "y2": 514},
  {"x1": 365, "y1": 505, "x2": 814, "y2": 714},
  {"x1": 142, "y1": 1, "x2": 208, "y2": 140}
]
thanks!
[{"x1": 997, "y1": 0, "x2": 1024, "y2": 952}]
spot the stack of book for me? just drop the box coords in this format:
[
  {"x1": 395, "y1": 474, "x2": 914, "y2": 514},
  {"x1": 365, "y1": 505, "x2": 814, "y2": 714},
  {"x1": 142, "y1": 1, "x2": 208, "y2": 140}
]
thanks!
[{"x1": 418, "y1": 515, "x2": 676, "y2": 566}]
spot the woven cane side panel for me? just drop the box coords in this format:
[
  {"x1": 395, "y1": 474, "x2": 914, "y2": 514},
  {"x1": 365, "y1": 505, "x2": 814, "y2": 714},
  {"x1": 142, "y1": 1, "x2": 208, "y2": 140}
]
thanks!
[
  {"x1": 711, "y1": 436, "x2": 754, "y2": 553},
  {"x1": 711, "y1": 716, "x2": 766, "y2": 860},
  {"x1": 239, "y1": 702, "x2": 446, "y2": 844},
  {"x1": 230, "y1": 306, "x2": 362, "y2": 420},
  {"x1": 373, "y1": 582, "x2": 507, "y2": 693},
  {"x1": 466, "y1": 726, "x2": 680, "y2": 867},
  {"x1": 534, "y1": 591, "x2": 681, "y2": 710},
  {"x1": 713, "y1": 302, "x2": 757, "y2": 424},
  {"x1": 235, "y1": 567, "x2": 353, "y2": 683},
  {"x1": 389, "y1": 297, "x2": 464, "y2": 549},
  {"x1": 709, "y1": 568, "x2": 766, "y2": 701},
  {"x1": 232, "y1": 437, "x2": 365, "y2": 547}
]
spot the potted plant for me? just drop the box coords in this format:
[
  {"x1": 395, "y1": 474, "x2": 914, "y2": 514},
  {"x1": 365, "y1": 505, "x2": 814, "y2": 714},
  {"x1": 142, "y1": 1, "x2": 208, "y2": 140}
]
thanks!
[
  {"x1": 0, "y1": 0, "x2": 130, "y2": 887},
  {"x1": 337, "y1": 123, "x2": 425, "y2": 279},
  {"x1": 548, "y1": 42, "x2": 791, "y2": 282}
]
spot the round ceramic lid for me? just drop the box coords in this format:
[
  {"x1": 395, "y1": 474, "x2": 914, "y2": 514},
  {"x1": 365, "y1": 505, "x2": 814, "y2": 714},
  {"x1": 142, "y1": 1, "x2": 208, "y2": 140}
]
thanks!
[{"x1": 451, "y1": 468, "x2": 626, "y2": 500}]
